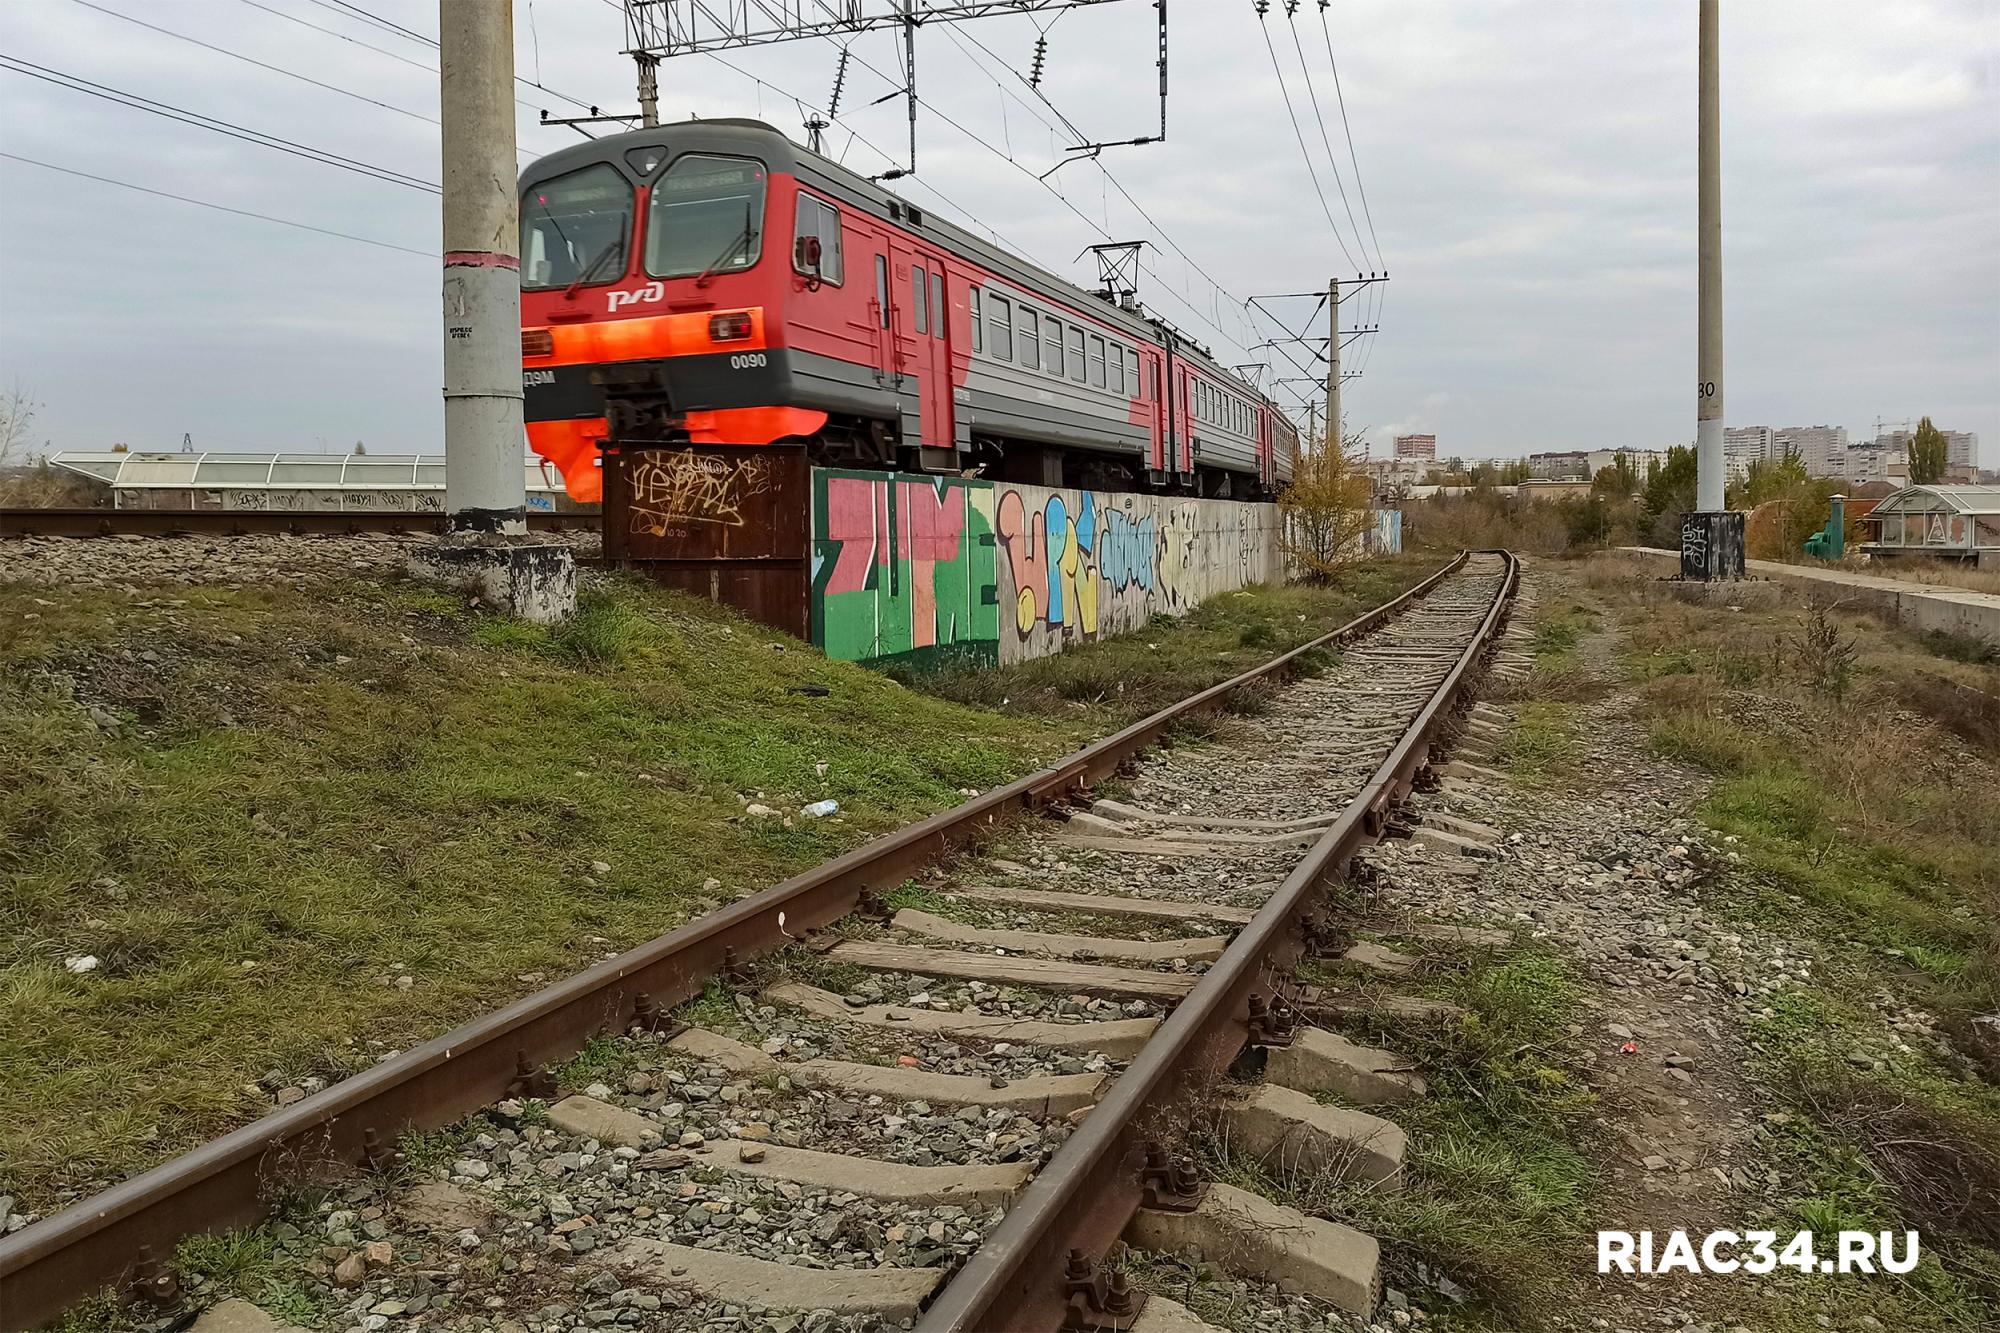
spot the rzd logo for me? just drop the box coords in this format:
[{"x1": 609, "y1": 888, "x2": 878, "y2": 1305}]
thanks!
[{"x1": 607, "y1": 281, "x2": 666, "y2": 312}]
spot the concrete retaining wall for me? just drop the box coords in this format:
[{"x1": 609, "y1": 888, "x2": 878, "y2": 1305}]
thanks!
[
  {"x1": 809, "y1": 468, "x2": 1286, "y2": 670},
  {"x1": 1622, "y1": 547, "x2": 2000, "y2": 645}
]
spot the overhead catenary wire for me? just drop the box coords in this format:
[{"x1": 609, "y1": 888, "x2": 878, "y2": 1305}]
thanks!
[
  {"x1": 940, "y1": 23, "x2": 1260, "y2": 356},
  {"x1": 65, "y1": 0, "x2": 439, "y2": 127},
  {"x1": 1254, "y1": 3, "x2": 1357, "y2": 272},
  {"x1": 235, "y1": 0, "x2": 601, "y2": 116},
  {"x1": 0, "y1": 54, "x2": 440, "y2": 192},
  {"x1": 0, "y1": 151, "x2": 431, "y2": 256},
  {"x1": 1283, "y1": 5, "x2": 1370, "y2": 273}
]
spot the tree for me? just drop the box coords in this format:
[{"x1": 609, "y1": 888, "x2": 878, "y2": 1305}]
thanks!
[
  {"x1": 1594, "y1": 452, "x2": 1639, "y2": 500},
  {"x1": 353, "y1": 440, "x2": 368, "y2": 456},
  {"x1": 0, "y1": 382, "x2": 38, "y2": 464},
  {"x1": 1280, "y1": 420, "x2": 1377, "y2": 582},
  {"x1": 1908, "y1": 416, "x2": 1947, "y2": 485},
  {"x1": 1641, "y1": 444, "x2": 1700, "y2": 545}
]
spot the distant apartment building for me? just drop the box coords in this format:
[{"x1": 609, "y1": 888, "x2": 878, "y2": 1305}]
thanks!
[
  {"x1": 1859, "y1": 428, "x2": 1980, "y2": 477},
  {"x1": 1724, "y1": 426, "x2": 1772, "y2": 467},
  {"x1": 1393, "y1": 433, "x2": 1437, "y2": 461},
  {"x1": 1844, "y1": 444, "x2": 1909, "y2": 487},
  {"x1": 1770, "y1": 426, "x2": 1847, "y2": 478},
  {"x1": 1527, "y1": 451, "x2": 1589, "y2": 480},
  {"x1": 1523, "y1": 448, "x2": 1669, "y2": 487}
]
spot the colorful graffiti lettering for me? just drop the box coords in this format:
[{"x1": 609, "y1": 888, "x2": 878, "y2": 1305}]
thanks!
[
  {"x1": 811, "y1": 470, "x2": 998, "y2": 669},
  {"x1": 813, "y1": 470, "x2": 1284, "y2": 669}
]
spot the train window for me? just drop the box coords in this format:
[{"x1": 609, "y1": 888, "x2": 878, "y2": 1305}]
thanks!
[
  {"x1": 1088, "y1": 335, "x2": 1106, "y2": 388},
  {"x1": 969, "y1": 287, "x2": 983, "y2": 352},
  {"x1": 912, "y1": 268, "x2": 928, "y2": 335},
  {"x1": 644, "y1": 154, "x2": 766, "y2": 280},
  {"x1": 875, "y1": 255, "x2": 889, "y2": 329},
  {"x1": 522, "y1": 163, "x2": 632, "y2": 291},
  {"x1": 1108, "y1": 344, "x2": 1123, "y2": 395},
  {"x1": 1127, "y1": 348, "x2": 1141, "y2": 396},
  {"x1": 791, "y1": 194, "x2": 844, "y2": 285},
  {"x1": 1017, "y1": 303, "x2": 1039, "y2": 369},
  {"x1": 1043, "y1": 316, "x2": 1063, "y2": 376},
  {"x1": 929, "y1": 270, "x2": 945, "y2": 340},
  {"x1": 1146, "y1": 358, "x2": 1157, "y2": 400},
  {"x1": 989, "y1": 294, "x2": 1013, "y2": 360},
  {"x1": 1067, "y1": 327, "x2": 1085, "y2": 382}
]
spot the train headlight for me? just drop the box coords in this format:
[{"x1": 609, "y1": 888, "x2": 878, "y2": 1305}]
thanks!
[
  {"x1": 708, "y1": 312, "x2": 753, "y2": 342},
  {"x1": 522, "y1": 328, "x2": 554, "y2": 357}
]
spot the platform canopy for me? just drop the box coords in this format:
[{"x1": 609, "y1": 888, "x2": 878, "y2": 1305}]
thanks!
[
  {"x1": 1863, "y1": 484, "x2": 2000, "y2": 554},
  {"x1": 50, "y1": 451, "x2": 566, "y2": 496}
]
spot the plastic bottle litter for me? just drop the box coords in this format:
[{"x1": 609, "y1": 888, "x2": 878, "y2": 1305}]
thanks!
[{"x1": 801, "y1": 800, "x2": 839, "y2": 818}]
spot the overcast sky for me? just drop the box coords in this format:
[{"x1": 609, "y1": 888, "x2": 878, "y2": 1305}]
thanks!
[{"x1": 1, "y1": 0, "x2": 1994, "y2": 464}]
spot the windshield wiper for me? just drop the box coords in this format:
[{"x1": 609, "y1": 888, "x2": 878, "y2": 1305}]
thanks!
[
  {"x1": 563, "y1": 239, "x2": 624, "y2": 299},
  {"x1": 694, "y1": 202, "x2": 757, "y2": 288}
]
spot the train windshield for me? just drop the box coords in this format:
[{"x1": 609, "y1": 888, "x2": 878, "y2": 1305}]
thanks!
[
  {"x1": 521, "y1": 164, "x2": 632, "y2": 292},
  {"x1": 645, "y1": 154, "x2": 767, "y2": 280}
]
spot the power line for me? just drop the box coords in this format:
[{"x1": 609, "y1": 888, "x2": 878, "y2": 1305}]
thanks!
[
  {"x1": 1254, "y1": 3, "x2": 1357, "y2": 271},
  {"x1": 0, "y1": 151, "x2": 430, "y2": 256},
  {"x1": 804, "y1": 32, "x2": 1255, "y2": 358},
  {"x1": 308, "y1": 0, "x2": 432, "y2": 47},
  {"x1": 234, "y1": 0, "x2": 600, "y2": 115},
  {"x1": 0, "y1": 54, "x2": 440, "y2": 192},
  {"x1": 230, "y1": 0, "x2": 436, "y2": 75},
  {"x1": 65, "y1": 0, "x2": 438, "y2": 127},
  {"x1": 1284, "y1": 6, "x2": 1369, "y2": 271},
  {"x1": 939, "y1": 23, "x2": 1259, "y2": 353},
  {"x1": 1318, "y1": 3, "x2": 1381, "y2": 267}
]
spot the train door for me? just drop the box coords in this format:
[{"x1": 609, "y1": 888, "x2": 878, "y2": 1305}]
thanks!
[
  {"x1": 887, "y1": 238, "x2": 955, "y2": 467},
  {"x1": 1141, "y1": 347, "x2": 1167, "y2": 482}
]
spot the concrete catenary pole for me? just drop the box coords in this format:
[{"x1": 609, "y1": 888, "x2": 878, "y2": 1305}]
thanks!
[
  {"x1": 417, "y1": 0, "x2": 574, "y2": 621},
  {"x1": 1695, "y1": 0, "x2": 1725, "y2": 512},
  {"x1": 1325, "y1": 276, "x2": 1341, "y2": 454},
  {"x1": 441, "y1": 0, "x2": 527, "y2": 534}
]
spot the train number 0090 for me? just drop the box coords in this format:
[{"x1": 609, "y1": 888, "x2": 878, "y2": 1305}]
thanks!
[{"x1": 728, "y1": 352, "x2": 769, "y2": 370}]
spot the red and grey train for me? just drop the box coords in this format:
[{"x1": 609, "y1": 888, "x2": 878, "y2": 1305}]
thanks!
[{"x1": 518, "y1": 118, "x2": 1296, "y2": 504}]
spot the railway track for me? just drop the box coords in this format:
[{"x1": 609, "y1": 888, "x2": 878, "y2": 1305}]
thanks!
[
  {"x1": 0, "y1": 550, "x2": 1518, "y2": 1333},
  {"x1": 0, "y1": 508, "x2": 594, "y2": 539}
]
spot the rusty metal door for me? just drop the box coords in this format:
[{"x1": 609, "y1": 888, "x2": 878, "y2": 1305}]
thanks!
[{"x1": 602, "y1": 442, "x2": 809, "y2": 637}]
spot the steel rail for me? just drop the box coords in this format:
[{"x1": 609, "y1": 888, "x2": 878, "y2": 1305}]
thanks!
[
  {"x1": 920, "y1": 551, "x2": 1520, "y2": 1331},
  {"x1": 0, "y1": 508, "x2": 593, "y2": 538},
  {"x1": 0, "y1": 553, "x2": 1474, "y2": 1331}
]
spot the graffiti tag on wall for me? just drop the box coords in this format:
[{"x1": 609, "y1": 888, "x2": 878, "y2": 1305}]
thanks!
[{"x1": 628, "y1": 450, "x2": 778, "y2": 538}]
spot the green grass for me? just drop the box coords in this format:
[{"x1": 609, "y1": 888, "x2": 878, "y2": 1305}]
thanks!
[
  {"x1": 1494, "y1": 700, "x2": 1576, "y2": 782},
  {"x1": 1212, "y1": 950, "x2": 1597, "y2": 1324},
  {"x1": 0, "y1": 572, "x2": 1075, "y2": 1210},
  {"x1": 1529, "y1": 603, "x2": 1596, "y2": 663}
]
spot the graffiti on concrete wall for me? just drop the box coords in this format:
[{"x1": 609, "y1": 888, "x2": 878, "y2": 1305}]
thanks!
[
  {"x1": 810, "y1": 470, "x2": 1000, "y2": 670},
  {"x1": 991, "y1": 483, "x2": 1283, "y2": 664},
  {"x1": 628, "y1": 450, "x2": 779, "y2": 539},
  {"x1": 1369, "y1": 508, "x2": 1403, "y2": 555},
  {"x1": 809, "y1": 470, "x2": 1285, "y2": 669}
]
